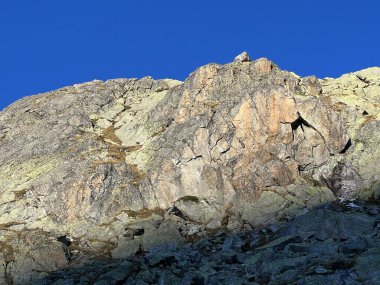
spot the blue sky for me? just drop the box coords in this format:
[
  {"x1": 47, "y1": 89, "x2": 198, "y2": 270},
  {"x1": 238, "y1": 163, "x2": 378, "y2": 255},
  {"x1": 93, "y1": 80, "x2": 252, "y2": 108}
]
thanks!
[{"x1": 1, "y1": 0, "x2": 379, "y2": 111}]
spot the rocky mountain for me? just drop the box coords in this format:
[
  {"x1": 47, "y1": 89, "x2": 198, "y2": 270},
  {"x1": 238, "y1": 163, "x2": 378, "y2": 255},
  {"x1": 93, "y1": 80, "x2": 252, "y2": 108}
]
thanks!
[{"x1": 0, "y1": 52, "x2": 379, "y2": 284}]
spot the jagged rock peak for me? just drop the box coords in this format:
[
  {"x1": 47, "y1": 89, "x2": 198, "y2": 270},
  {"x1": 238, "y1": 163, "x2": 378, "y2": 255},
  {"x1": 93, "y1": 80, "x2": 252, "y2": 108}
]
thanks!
[{"x1": 234, "y1": 51, "x2": 251, "y2": 62}]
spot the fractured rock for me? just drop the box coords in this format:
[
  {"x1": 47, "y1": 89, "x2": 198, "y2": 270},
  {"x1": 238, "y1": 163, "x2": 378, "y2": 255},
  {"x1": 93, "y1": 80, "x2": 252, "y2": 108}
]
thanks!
[{"x1": 234, "y1": 51, "x2": 251, "y2": 62}]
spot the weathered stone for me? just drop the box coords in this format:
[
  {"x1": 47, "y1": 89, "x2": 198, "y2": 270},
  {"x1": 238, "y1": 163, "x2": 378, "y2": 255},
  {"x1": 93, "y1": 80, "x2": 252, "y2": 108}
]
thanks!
[
  {"x1": 234, "y1": 51, "x2": 251, "y2": 62},
  {"x1": 5, "y1": 233, "x2": 70, "y2": 285},
  {"x1": 327, "y1": 162, "x2": 363, "y2": 199},
  {"x1": 319, "y1": 68, "x2": 380, "y2": 200},
  {"x1": 372, "y1": 180, "x2": 380, "y2": 200},
  {"x1": 0, "y1": 257, "x2": 6, "y2": 285},
  {"x1": 299, "y1": 76, "x2": 322, "y2": 96},
  {"x1": 287, "y1": 208, "x2": 375, "y2": 241},
  {"x1": 353, "y1": 248, "x2": 380, "y2": 283},
  {"x1": 141, "y1": 220, "x2": 185, "y2": 251},
  {"x1": 257, "y1": 235, "x2": 297, "y2": 250},
  {"x1": 111, "y1": 237, "x2": 142, "y2": 259}
]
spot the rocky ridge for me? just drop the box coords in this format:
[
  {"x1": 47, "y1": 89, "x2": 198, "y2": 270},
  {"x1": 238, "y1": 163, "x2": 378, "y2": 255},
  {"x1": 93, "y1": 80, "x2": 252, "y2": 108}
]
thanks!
[{"x1": 0, "y1": 52, "x2": 379, "y2": 284}]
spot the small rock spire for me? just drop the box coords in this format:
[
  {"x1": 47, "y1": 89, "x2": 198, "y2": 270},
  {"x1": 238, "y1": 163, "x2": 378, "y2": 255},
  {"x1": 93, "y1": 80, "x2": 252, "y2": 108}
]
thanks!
[{"x1": 234, "y1": 51, "x2": 251, "y2": 62}]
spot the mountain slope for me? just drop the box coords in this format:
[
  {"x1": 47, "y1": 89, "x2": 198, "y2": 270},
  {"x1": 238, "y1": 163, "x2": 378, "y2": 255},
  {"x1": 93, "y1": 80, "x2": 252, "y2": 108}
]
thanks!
[{"x1": 0, "y1": 53, "x2": 379, "y2": 284}]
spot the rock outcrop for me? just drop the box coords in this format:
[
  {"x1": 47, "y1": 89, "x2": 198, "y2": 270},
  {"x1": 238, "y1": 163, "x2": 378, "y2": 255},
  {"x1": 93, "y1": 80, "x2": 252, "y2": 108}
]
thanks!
[{"x1": 0, "y1": 52, "x2": 379, "y2": 283}]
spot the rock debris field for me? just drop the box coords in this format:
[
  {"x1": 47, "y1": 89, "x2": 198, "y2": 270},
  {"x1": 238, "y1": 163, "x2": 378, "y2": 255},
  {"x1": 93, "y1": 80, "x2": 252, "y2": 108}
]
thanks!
[{"x1": 37, "y1": 200, "x2": 380, "y2": 285}]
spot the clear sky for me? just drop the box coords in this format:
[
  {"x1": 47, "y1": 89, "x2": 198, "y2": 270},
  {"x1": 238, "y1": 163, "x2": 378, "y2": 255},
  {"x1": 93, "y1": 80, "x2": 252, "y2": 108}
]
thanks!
[{"x1": 1, "y1": 0, "x2": 379, "y2": 111}]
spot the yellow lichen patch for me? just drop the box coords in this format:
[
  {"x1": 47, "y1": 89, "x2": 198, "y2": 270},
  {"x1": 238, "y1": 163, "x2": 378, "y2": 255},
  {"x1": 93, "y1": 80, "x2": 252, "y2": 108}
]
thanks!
[{"x1": 0, "y1": 157, "x2": 60, "y2": 197}]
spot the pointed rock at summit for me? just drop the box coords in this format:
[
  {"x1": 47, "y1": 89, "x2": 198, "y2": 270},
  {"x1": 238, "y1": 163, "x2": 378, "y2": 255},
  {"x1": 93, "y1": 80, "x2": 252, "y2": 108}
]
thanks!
[{"x1": 234, "y1": 51, "x2": 251, "y2": 62}]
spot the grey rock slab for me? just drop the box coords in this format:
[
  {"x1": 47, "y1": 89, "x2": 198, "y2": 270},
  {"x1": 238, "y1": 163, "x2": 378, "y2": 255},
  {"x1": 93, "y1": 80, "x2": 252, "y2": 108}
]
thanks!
[
  {"x1": 288, "y1": 208, "x2": 375, "y2": 241},
  {"x1": 257, "y1": 235, "x2": 297, "y2": 250},
  {"x1": 141, "y1": 220, "x2": 185, "y2": 251},
  {"x1": 353, "y1": 248, "x2": 380, "y2": 283},
  {"x1": 0, "y1": 257, "x2": 6, "y2": 285},
  {"x1": 111, "y1": 237, "x2": 141, "y2": 259}
]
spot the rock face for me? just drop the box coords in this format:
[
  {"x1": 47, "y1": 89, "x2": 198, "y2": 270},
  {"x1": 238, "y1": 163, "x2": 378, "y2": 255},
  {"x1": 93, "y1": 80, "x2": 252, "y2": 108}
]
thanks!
[
  {"x1": 320, "y1": 68, "x2": 380, "y2": 199},
  {"x1": 0, "y1": 52, "x2": 379, "y2": 283}
]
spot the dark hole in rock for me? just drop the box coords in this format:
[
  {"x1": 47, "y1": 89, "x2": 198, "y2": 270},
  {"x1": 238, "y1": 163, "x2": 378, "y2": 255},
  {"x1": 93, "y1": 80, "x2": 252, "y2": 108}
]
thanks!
[
  {"x1": 362, "y1": 110, "x2": 369, "y2": 115},
  {"x1": 166, "y1": 118, "x2": 174, "y2": 128},
  {"x1": 325, "y1": 260, "x2": 354, "y2": 270},
  {"x1": 356, "y1": 75, "x2": 371, "y2": 84},
  {"x1": 57, "y1": 235, "x2": 72, "y2": 247},
  {"x1": 124, "y1": 228, "x2": 145, "y2": 239},
  {"x1": 188, "y1": 276, "x2": 205, "y2": 285},
  {"x1": 339, "y1": 139, "x2": 352, "y2": 154},
  {"x1": 298, "y1": 163, "x2": 311, "y2": 173},
  {"x1": 134, "y1": 228, "x2": 145, "y2": 236},
  {"x1": 168, "y1": 206, "x2": 187, "y2": 220},
  {"x1": 291, "y1": 112, "x2": 312, "y2": 133}
]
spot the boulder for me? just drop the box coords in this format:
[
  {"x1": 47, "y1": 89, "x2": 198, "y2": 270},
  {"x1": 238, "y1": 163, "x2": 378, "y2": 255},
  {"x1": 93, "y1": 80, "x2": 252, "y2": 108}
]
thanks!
[{"x1": 234, "y1": 51, "x2": 251, "y2": 62}]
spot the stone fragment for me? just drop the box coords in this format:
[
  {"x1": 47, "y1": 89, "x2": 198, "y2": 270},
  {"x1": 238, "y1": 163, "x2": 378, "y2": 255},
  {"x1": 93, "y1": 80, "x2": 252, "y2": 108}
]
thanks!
[
  {"x1": 234, "y1": 51, "x2": 251, "y2": 62},
  {"x1": 111, "y1": 237, "x2": 142, "y2": 259},
  {"x1": 142, "y1": 220, "x2": 185, "y2": 251}
]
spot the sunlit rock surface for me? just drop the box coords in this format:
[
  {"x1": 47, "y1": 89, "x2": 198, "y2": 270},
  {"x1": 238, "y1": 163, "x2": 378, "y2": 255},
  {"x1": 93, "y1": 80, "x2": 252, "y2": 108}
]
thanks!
[{"x1": 0, "y1": 52, "x2": 379, "y2": 284}]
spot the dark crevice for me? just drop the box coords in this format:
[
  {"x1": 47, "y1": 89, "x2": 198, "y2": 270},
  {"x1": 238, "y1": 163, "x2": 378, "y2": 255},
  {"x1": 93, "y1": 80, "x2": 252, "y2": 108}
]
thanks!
[
  {"x1": 291, "y1": 112, "x2": 314, "y2": 141},
  {"x1": 165, "y1": 118, "x2": 174, "y2": 128},
  {"x1": 220, "y1": 147, "x2": 231, "y2": 155},
  {"x1": 291, "y1": 112, "x2": 312, "y2": 132},
  {"x1": 339, "y1": 139, "x2": 352, "y2": 154},
  {"x1": 133, "y1": 229, "x2": 145, "y2": 237},
  {"x1": 57, "y1": 235, "x2": 72, "y2": 247},
  {"x1": 291, "y1": 112, "x2": 335, "y2": 156},
  {"x1": 188, "y1": 155, "x2": 203, "y2": 162},
  {"x1": 362, "y1": 110, "x2": 369, "y2": 116},
  {"x1": 356, "y1": 75, "x2": 371, "y2": 84},
  {"x1": 176, "y1": 153, "x2": 203, "y2": 166},
  {"x1": 297, "y1": 162, "x2": 312, "y2": 173},
  {"x1": 168, "y1": 206, "x2": 187, "y2": 220}
]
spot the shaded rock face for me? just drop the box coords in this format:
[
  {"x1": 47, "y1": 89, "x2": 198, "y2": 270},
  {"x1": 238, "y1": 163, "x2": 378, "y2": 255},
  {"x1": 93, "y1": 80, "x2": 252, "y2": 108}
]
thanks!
[
  {"x1": 35, "y1": 201, "x2": 380, "y2": 285},
  {"x1": 0, "y1": 53, "x2": 379, "y2": 283}
]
